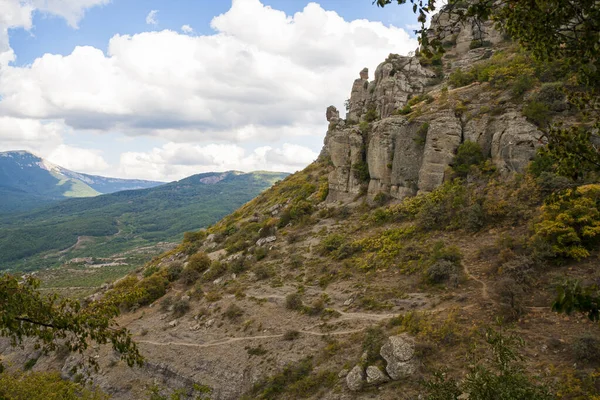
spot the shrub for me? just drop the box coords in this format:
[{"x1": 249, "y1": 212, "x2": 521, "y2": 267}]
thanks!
[
  {"x1": 522, "y1": 101, "x2": 551, "y2": 127},
  {"x1": 180, "y1": 266, "x2": 201, "y2": 285},
  {"x1": 451, "y1": 141, "x2": 485, "y2": 177},
  {"x1": 535, "y1": 82, "x2": 567, "y2": 112},
  {"x1": 362, "y1": 326, "x2": 386, "y2": 365},
  {"x1": 283, "y1": 330, "x2": 300, "y2": 341},
  {"x1": 254, "y1": 264, "x2": 275, "y2": 280},
  {"x1": 364, "y1": 107, "x2": 378, "y2": 122},
  {"x1": 532, "y1": 184, "x2": 600, "y2": 260},
  {"x1": 408, "y1": 94, "x2": 434, "y2": 107},
  {"x1": 202, "y1": 261, "x2": 229, "y2": 282},
  {"x1": 187, "y1": 252, "x2": 211, "y2": 273},
  {"x1": 449, "y1": 68, "x2": 476, "y2": 87},
  {"x1": 353, "y1": 161, "x2": 370, "y2": 183},
  {"x1": 371, "y1": 192, "x2": 390, "y2": 208},
  {"x1": 136, "y1": 273, "x2": 169, "y2": 306},
  {"x1": 423, "y1": 329, "x2": 553, "y2": 400},
  {"x1": 223, "y1": 303, "x2": 244, "y2": 320},
  {"x1": 285, "y1": 293, "x2": 303, "y2": 310},
  {"x1": 255, "y1": 246, "x2": 268, "y2": 261},
  {"x1": 469, "y1": 39, "x2": 492, "y2": 49},
  {"x1": 426, "y1": 260, "x2": 460, "y2": 284},
  {"x1": 494, "y1": 278, "x2": 525, "y2": 320},
  {"x1": 165, "y1": 261, "x2": 183, "y2": 281},
  {"x1": 172, "y1": 298, "x2": 190, "y2": 318},
  {"x1": 572, "y1": 335, "x2": 600, "y2": 365},
  {"x1": 414, "y1": 122, "x2": 429, "y2": 146},
  {"x1": 319, "y1": 234, "x2": 346, "y2": 255}
]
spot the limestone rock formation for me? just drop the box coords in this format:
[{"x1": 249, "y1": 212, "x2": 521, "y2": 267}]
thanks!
[
  {"x1": 366, "y1": 365, "x2": 389, "y2": 384},
  {"x1": 380, "y1": 334, "x2": 416, "y2": 380},
  {"x1": 321, "y1": 5, "x2": 540, "y2": 203},
  {"x1": 346, "y1": 364, "x2": 366, "y2": 391}
]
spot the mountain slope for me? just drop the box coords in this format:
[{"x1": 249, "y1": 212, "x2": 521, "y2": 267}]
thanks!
[
  {"x1": 19, "y1": 10, "x2": 597, "y2": 400},
  {"x1": 0, "y1": 151, "x2": 163, "y2": 213},
  {"x1": 0, "y1": 170, "x2": 288, "y2": 271}
]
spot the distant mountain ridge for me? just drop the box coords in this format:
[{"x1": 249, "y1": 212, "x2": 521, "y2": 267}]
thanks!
[
  {"x1": 0, "y1": 150, "x2": 163, "y2": 213},
  {"x1": 0, "y1": 169, "x2": 288, "y2": 271}
]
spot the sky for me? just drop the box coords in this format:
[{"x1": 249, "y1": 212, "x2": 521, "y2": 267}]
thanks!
[{"x1": 0, "y1": 0, "x2": 422, "y2": 182}]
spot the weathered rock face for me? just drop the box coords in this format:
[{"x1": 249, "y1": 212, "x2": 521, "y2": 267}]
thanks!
[
  {"x1": 321, "y1": 6, "x2": 540, "y2": 203},
  {"x1": 380, "y1": 334, "x2": 416, "y2": 380},
  {"x1": 428, "y1": 4, "x2": 505, "y2": 71},
  {"x1": 346, "y1": 364, "x2": 366, "y2": 391},
  {"x1": 347, "y1": 57, "x2": 435, "y2": 122}
]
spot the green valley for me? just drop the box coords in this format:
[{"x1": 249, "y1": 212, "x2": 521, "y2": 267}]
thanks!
[{"x1": 0, "y1": 171, "x2": 288, "y2": 281}]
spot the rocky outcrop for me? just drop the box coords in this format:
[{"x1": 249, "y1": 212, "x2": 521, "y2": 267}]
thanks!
[
  {"x1": 321, "y1": 6, "x2": 540, "y2": 203},
  {"x1": 366, "y1": 365, "x2": 389, "y2": 384},
  {"x1": 380, "y1": 334, "x2": 416, "y2": 380},
  {"x1": 346, "y1": 57, "x2": 435, "y2": 123},
  {"x1": 346, "y1": 364, "x2": 366, "y2": 391}
]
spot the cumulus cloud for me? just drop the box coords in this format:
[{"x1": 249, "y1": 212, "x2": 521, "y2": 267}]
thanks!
[
  {"x1": 181, "y1": 24, "x2": 194, "y2": 34},
  {"x1": 145, "y1": 10, "x2": 158, "y2": 25},
  {"x1": 0, "y1": 0, "x2": 419, "y2": 178},
  {"x1": 0, "y1": 0, "x2": 108, "y2": 65},
  {"x1": 117, "y1": 142, "x2": 319, "y2": 181},
  {"x1": 0, "y1": 116, "x2": 64, "y2": 154},
  {"x1": 47, "y1": 144, "x2": 110, "y2": 174}
]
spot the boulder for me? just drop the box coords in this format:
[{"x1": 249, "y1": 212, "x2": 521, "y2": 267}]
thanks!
[
  {"x1": 346, "y1": 364, "x2": 365, "y2": 391},
  {"x1": 256, "y1": 236, "x2": 276, "y2": 246},
  {"x1": 380, "y1": 334, "x2": 416, "y2": 380},
  {"x1": 366, "y1": 365, "x2": 389, "y2": 384}
]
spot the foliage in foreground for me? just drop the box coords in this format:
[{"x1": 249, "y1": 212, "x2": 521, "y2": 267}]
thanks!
[
  {"x1": 0, "y1": 273, "x2": 143, "y2": 371},
  {"x1": 423, "y1": 328, "x2": 553, "y2": 400},
  {"x1": 0, "y1": 371, "x2": 108, "y2": 400}
]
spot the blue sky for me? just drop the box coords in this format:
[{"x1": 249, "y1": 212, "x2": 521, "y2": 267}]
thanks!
[
  {"x1": 10, "y1": 1, "x2": 417, "y2": 66},
  {"x1": 0, "y1": 0, "x2": 420, "y2": 181}
]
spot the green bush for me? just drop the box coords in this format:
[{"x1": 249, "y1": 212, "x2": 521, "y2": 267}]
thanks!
[
  {"x1": 0, "y1": 371, "x2": 108, "y2": 400},
  {"x1": 285, "y1": 293, "x2": 303, "y2": 310},
  {"x1": 165, "y1": 261, "x2": 183, "y2": 282},
  {"x1": 254, "y1": 264, "x2": 275, "y2": 280},
  {"x1": 451, "y1": 141, "x2": 485, "y2": 177},
  {"x1": 362, "y1": 326, "x2": 386, "y2": 365},
  {"x1": 202, "y1": 261, "x2": 228, "y2": 282},
  {"x1": 180, "y1": 266, "x2": 200, "y2": 285},
  {"x1": 244, "y1": 357, "x2": 334, "y2": 399},
  {"x1": 423, "y1": 329, "x2": 553, "y2": 400},
  {"x1": 532, "y1": 184, "x2": 600, "y2": 260},
  {"x1": 522, "y1": 101, "x2": 551, "y2": 127},
  {"x1": 364, "y1": 107, "x2": 378, "y2": 122},
  {"x1": 353, "y1": 161, "x2": 370, "y2": 183},
  {"x1": 426, "y1": 260, "x2": 460, "y2": 284},
  {"x1": 319, "y1": 234, "x2": 346, "y2": 255},
  {"x1": 469, "y1": 39, "x2": 492, "y2": 49},
  {"x1": 414, "y1": 122, "x2": 429, "y2": 146},
  {"x1": 223, "y1": 304, "x2": 244, "y2": 320},
  {"x1": 535, "y1": 82, "x2": 567, "y2": 112},
  {"x1": 187, "y1": 252, "x2": 211, "y2": 273},
  {"x1": 136, "y1": 273, "x2": 169, "y2": 306},
  {"x1": 172, "y1": 298, "x2": 190, "y2": 318},
  {"x1": 572, "y1": 335, "x2": 600, "y2": 365}
]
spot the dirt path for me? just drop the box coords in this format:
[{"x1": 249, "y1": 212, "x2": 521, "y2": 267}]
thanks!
[
  {"x1": 137, "y1": 328, "x2": 365, "y2": 349},
  {"x1": 463, "y1": 261, "x2": 490, "y2": 299}
]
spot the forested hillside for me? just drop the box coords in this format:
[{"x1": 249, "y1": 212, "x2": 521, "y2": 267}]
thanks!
[{"x1": 0, "y1": 171, "x2": 287, "y2": 271}]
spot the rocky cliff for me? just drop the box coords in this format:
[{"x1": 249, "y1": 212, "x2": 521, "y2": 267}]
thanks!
[{"x1": 322, "y1": 11, "x2": 539, "y2": 202}]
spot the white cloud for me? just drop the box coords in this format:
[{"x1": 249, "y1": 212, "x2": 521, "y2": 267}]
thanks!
[
  {"x1": 0, "y1": 0, "x2": 108, "y2": 65},
  {"x1": 181, "y1": 24, "x2": 194, "y2": 34},
  {"x1": 117, "y1": 142, "x2": 318, "y2": 181},
  {"x1": 47, "y1": 144, "x2": 110, "y2": 174},
  {"x1": 0, "y1": 117, "x2": 64, "y2": 154},
  {"x1": 146, "y1": 10, "x2": 158, "y2": 25},
  {"x1": 0, "y1": 0, "x2": 419, "y2": 179}
]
